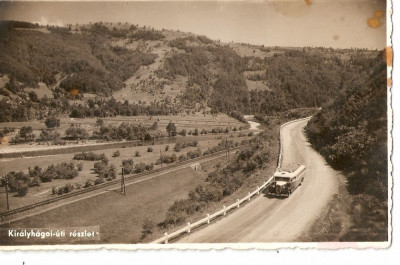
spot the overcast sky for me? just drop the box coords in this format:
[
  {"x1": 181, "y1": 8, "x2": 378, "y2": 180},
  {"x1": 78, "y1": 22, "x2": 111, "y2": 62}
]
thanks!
[{"x1": 0, "y1": 0, "x2": 387, "y2": 49}]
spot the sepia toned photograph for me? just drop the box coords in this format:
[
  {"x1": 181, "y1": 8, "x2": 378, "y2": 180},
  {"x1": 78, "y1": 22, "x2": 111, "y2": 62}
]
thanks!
[{"x1": 0, "y1": 0, "x2": 390, "y2": 249}]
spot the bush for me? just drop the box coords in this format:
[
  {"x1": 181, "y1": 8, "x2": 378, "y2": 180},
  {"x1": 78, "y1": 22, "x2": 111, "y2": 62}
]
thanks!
[
  {"x1": 112, "y1": 150, "x2": 120, "y2": 157},
  {"x1": 179, "y1": 154, "x2": 187, "y2": 162},
  {"x1": 135, "y1": 150, "x2": 141, "y2": 157},
  {"x1": 65, "y1": 127, "x2": 89, "y2": 140},
  {"x1": 45, "y1": 116, "x2": 60, "y2": 129},
  {"x1": 77, "y1": 163, "x2": 84, "y2": 171},
  {"x1": 130, "y1": 162, "x2": 153, "y2": 172},
  {"x1": 41, "y1": 162, "x2": 79, "y2": 181},
  {"x1": 187, "y1": 149, "x2": 202, "y2": 159},
  {"x1": 147, "y1": 147, "x2": 153, "y2": 152},
  {"x1": 73, "y1": 152, "x2": 107, "y2": 161},
  {"x1": 145, "y1": 163, "x2": 154, "y2": 171},
  {"x1": 122, "y1": 159, "x2": 134, "y2": 174},
  {"x1": 141, "y1": 219, "x2": 155, "y2": 239},
  {"x1": 94, "y1": 178, "x2": 104, "y2": 185},
  {"x1": 63, "y1": 184, "x2": 74, "y2": 193},
  {"x1": 165, "y1": 145, "x2": 169, "y2": 151},
  {"x1": 174, "y1": 143, "x2": 182, "y2": 152},
  {"x1": 94, "y1": 161, "x2": 108, "y2": 174},
  {"x1": 17, "y1": 184, "x2": 29, "y2": 197},
  {"x1": 156, "y1": 154, "x2": 177, "y2": 165},
  {"x1": 84, "y1": 179, "x2": 93, "y2": 188},
  {"x1": 179, "y1": 129, "x2": 187, "y2": 136}
]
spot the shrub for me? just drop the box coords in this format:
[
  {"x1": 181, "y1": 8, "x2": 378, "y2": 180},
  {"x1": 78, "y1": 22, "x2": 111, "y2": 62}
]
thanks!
[
  {"x1": 41, "y1": 162, "x2": 79, "y2": 181},
  {"x1": 141, "y1": 219, "x2": 155, "y2": 239},
  {"x1": 40, "y1": 169, "x2": 55, "y2": 182},
  {"x1": 165, "y1": 145, "x2": 169, "y2": 151},
  {"x1": 147, "y1": 147, "x2": 153, "y2": 152},
  {"x1": 179, "y1": 154, "x2": 187, "y2": 162},
  {"x1": 73, "y1": 152, "x2": 107, "y2": 161},
  {"x1": 145, "y1": 163, "x2": 154, "y2": 171},
  {"x1": 84, "y1": 179, "x2": 93, "y2": 188},
  {"x1": 17, "y1": 184, "x2": 29, "y2": 197},
  {"x1": 94, "y1": 178, "x2": 104, "y2": 185},
  {"x1": 112, "y1": 150, "x2": 120, "y2": 157},
  {"x1": 134, "y1": 162, "x2": 146, "y2": 174},
  {"x1": 65, "y1": 127, "x2": 89, "y2": 140},
  {"x1": 174, "y1": 143, "x2": 182, "y2": 152},
  {"x1": 135, "y1": 150, "x2": 141, "y2": 157},
  {"x1": 77, "y1": 162, "x2": 84, "y2": 171},
  {"x1": 156, "y1": 154, "x2": 177, "y2": 165},
  {"x1": 94, "y1": 161, "x2": 108, "y2": 174},
  {"x1": 179, "y1": 129, "x2": 187, "y2": 136},
  {"x1": 63, "y1": 184, "x2": 74, "y2": 193},
  {"x1": 122, "y1": 159, "x2": 134, "y2": 174},
  {"x1": 45, "y1": 116, "x2": 60, "y2": 129},
  {"x1": 187, "y1": 149, "x2": 202, "y2": 159}
]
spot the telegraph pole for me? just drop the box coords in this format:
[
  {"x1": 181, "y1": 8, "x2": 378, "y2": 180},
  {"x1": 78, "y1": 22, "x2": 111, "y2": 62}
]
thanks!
[
  {"x1": 5, "y1": 182, "x2": 9, "y2": 210},
  {"x1": 225, "y1": 137, "x2": 228, "y2": 158},
  {"x1": 1, "y1": 175, "x2": 10, "y2": 211},
  {"x1": 160, "y1": 149, "x2": 163, "y2": 168},
  {"x1": 121, "y1": 168, "x2": 126, "y2": 195}
]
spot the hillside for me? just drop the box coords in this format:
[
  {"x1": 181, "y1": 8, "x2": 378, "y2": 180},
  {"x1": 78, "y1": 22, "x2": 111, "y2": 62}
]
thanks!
[
  {"x1": 305, "y1": 59, "x2": 388, "y2": 241},
  {"x1": 0, "y1": 20, "x2": 382, "y2": 122}
]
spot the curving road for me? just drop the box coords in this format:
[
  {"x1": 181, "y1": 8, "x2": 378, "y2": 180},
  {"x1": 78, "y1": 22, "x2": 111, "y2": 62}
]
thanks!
[{"x1": 177, "y1": 119, "x2": 340, "y2": 243}]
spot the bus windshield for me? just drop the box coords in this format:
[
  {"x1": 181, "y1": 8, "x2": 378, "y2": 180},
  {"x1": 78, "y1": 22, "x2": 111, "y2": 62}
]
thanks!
[{"x1": 275, "y1": 177, "x2": 290, "y2": 182}]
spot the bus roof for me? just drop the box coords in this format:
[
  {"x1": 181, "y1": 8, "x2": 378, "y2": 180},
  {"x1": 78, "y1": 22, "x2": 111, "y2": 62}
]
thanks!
[{"x1": 274, "y1": 164, "x2": 306, "y2": 178}]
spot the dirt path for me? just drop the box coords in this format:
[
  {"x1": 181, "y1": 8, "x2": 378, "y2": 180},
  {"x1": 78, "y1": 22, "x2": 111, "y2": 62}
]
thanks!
[{"x1": 177, "y1": 119, "x2": 341, "y2": 242}]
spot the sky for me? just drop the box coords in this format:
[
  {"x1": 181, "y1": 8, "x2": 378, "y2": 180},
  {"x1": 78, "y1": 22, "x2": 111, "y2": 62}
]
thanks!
[{"x1": 0, "y1": 0, "x2": 388, "y2": 49}]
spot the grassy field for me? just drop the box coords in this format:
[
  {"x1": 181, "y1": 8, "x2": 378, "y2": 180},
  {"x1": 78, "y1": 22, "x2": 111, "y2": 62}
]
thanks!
[
  {"x1": 0, "y1": 137, "x2": 247, "y2": 212},
  {"x1": 0, "y1": 156, "x2": 229, "y2": 244}
]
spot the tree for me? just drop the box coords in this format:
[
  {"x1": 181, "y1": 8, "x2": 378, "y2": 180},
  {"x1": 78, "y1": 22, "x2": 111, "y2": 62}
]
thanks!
[
  {"x1": 122, "y1": 159, "x2": 134, "y2": 174},
  {"x1": 166, "y1": 121, "x2": 177, "y2": 137},
  {"x1": 45, "y1": 116, "x2": 60, "y2": 129},
  {"x1": 141, "y1": 219, "x2": 155, "y2": 239},
  {"x1": 96, "y1": 118, "x2": 104, "y2": 127},
  {"x1": 19, "y1": 126, "x2": 34, "y2": 142},
  {"x1": 65, "y1": 127, "x2": 89, "y2": 140}
]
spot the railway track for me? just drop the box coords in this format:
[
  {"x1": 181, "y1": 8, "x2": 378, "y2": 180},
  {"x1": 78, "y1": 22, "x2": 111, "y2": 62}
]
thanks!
[{"x1": 0, "y1": 146, "x2": 242, "y2": 220}]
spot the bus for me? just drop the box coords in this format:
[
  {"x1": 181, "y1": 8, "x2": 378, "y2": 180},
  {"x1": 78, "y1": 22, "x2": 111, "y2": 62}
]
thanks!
[{"x1": 268, "y1": 164, "x2": 306, "y2": 197}]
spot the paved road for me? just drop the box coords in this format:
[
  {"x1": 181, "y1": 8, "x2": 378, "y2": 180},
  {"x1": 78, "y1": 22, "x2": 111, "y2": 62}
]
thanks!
[{"x1": 177, "y1": 119, "x2": 340, "y2": 243}]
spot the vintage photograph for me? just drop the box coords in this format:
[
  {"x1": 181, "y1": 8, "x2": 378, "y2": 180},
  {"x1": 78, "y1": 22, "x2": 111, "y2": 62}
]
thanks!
[{"x1": 0, "y1": 0, "x2": 390, "y2": 248}]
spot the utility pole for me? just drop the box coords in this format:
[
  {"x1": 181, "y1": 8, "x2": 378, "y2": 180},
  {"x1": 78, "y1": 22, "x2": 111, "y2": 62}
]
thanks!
[
  {"x1": 160, "y1": 149, "x2": 163, "y2": 168},
  {"x1": 225, "y1": 137, "x2": 228, "y2": 158},
  {"x1": 121, "y1": 168, "x2": 126, "y2": 195},
  {"x1": 1, "y1": 175, "x2": 10, "y2": 211}
]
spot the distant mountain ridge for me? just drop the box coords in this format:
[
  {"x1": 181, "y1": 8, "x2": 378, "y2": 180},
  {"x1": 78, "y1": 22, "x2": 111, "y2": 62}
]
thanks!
[{"x1": 0, "y1": 20, "x2": 383, "y2": 122}]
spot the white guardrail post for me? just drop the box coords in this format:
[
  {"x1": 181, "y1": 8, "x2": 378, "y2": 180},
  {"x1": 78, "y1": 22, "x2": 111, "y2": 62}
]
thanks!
[
  {"x1": 164, "y1": 232, "x2": 168, "y2": 244},
  {"x1": 236, "y1": 199, "x2": 240, "y2": 208},
  {"x1": 187, "y1": 222, "x2": 191, "y2": 233},
  {"x1": 207, "y1": 214, "x2": 210, "y2": 224},
  {"x1": 248, "y1": 192, "x2": 251, "y2": 201},
  {"x1": 257, "y1": 186, "x2": 260, "y2": 194},
  {"x1": 223, "y1": 205, "x2": 227, "y2": 215}
]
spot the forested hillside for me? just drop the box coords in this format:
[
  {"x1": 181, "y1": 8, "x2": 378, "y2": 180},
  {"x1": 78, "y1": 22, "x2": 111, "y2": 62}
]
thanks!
[
  {"x1": 0, "y1": 20, "x2": 383, "y2": 122},
  {"x1": 305, "y1": 58, "x2": 387, "y2": 240}
]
